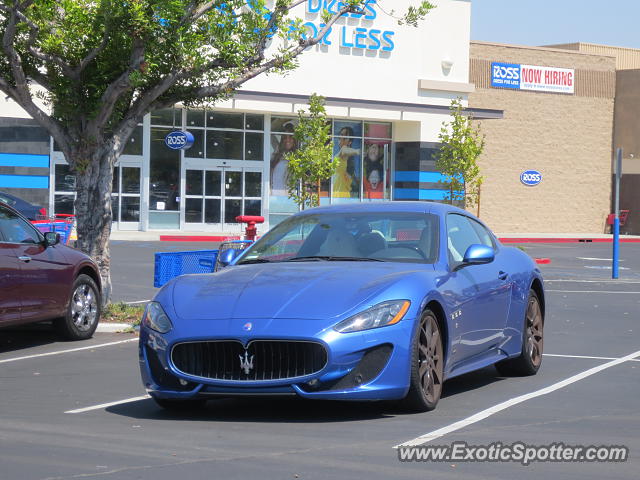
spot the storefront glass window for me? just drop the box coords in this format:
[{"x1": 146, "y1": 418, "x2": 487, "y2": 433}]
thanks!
[
  {"x1": 150, "y1": 127, "x2": 180, "y2": 213},
  {"x1": 332, "y1": 121, "x2": 362, "y2": 201},
  {"x1": 206, "y1": 130, "x2": 243, "y2": 160},
  {"x1": 151, "y1": 108, "x2": 181, "y2": 127},
  {"x1": 122, "y1": 126, "x2": 143, "y2": 156},
  {"x1": 207, "y1": 112, "x2": 244, "y2": 130},
  {"x1": 54, "y1": 164, "x2": 76, "y2": 215},
  {"x1": 268, "y1": 118, "x2": 392, "y2": 225}
]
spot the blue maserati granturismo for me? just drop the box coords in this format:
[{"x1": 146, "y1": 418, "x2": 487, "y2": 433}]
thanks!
[{"x1": 139, "y1": 202, "x2": 545, "y2": 412}]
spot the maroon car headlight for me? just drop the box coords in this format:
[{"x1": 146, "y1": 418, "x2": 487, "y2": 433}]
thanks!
[
  {"x1": 142, "y1": 302, "x2": 173, "y2": 334},
  {"x1": 333, "y1": 300, "x2": 410, "y2": 333}
]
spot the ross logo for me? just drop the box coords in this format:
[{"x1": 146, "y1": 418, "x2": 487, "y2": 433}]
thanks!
[
  {"x1": 491, "y1": 62, "x2": 521, "y2": 89},
  {"x1": 520, "y1": 170, "x2": 542, "y2": 186},
  {"x1": 164, "y1": 131, "x2": 194, "y2": 150},
  {"x1": 243, "y1": 322, "x2": 253, "y2": 332},
  {"x1": 239, "y1": 350, "x2": 254, "y2": 375}
]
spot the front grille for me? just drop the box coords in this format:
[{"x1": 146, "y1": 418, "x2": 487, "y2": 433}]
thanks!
[{"x1": 171, "y1": 340, "x2": 328, "y2": 381}]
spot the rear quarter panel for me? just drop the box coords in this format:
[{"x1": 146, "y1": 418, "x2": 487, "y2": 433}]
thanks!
[{"x1": 499, "y1": 245, "x2": 544, "y2": 357}]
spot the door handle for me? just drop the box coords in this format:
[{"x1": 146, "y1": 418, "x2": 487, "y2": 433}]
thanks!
[
  {"x1": 498, "y1": 271, "x2": 508, "y2": 281},
  {"x1": 18, "y1": 256, "x2": 32, "y2": 262}
]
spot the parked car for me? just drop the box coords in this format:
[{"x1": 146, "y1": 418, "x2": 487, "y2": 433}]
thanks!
[
  {"x1": 139, "y1": 202, "x2": 545, "y2": 412},
  {"x1": 0, "y1": 191, "x2": 47, "y2": 220},
  {"x1": 0, "y1": 201, "x2": 101, "y2": 340}
]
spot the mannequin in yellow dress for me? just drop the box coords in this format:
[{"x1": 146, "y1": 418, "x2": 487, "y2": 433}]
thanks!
[{"x1": 333, "y1": 127, "x2": 359, "y2": 198}]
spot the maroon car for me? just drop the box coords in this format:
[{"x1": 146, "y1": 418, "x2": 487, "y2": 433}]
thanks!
[{"x1": 0, "y1": 202, "x2": 101, "y2": 340}]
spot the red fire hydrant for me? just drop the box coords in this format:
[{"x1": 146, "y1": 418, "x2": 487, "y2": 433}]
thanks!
[{"x1": 235, "y1": 215, "x2": 264, "y2": 241}]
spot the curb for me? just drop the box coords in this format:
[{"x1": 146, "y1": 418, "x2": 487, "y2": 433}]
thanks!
[
  {"x1": 160, "y1": 235, "x2": 241, "y2": 242},
  {"x1": 499, "y1": 237, "x2": 640, "y2": 244},
  {"x1": 97, "y1": 323, "x2": 134, "y2": 333}
]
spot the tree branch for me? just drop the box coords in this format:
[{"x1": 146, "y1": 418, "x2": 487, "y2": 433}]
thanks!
[
  {"x1": 87, "y1": 37, "x2": 146, "y2": 136},
  {"x1": 0, "y1": 1, "x2": 70, "y2": 153}
]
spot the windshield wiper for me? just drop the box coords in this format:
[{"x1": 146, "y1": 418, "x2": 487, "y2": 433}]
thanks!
[
  {"x1": 236, "y1": 258, "x2": 272, "y2": 265},
  {"x1": 286, "y1": 256, "x2": 383, "y2": 262}
]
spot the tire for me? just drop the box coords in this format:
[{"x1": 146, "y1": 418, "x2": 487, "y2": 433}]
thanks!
[
  {"x1": 400, "y1": 309, "x2": 444, "y2": 412},
  {"x1": 495, "y1": 289, "x2": 544, "y2": 376},
  {"x1": 55, "y1": 274, "x2": 101, "y2": 341},
  {"x1": 151, "y1": 395, "x2": 207, "y2": 411}
]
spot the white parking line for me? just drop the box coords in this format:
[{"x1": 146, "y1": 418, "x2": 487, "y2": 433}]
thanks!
[
  {"x1": 545, "y1": 279, "x2": 640, "y2": 284},
  {"x1": 0, "y1": 338, "x2": 137, "y2": 364},
  {"x1": 544, "y1": 353, "x2": 640, "y2": 362},
  {"x1": 546, "y1": 289, "x2": 640, "y2": 294},
  {"x1": 395, "y1": 349, "x2": 640, "y2": 448},
  {"x1": 65, "y1": 395, "x2": 151, "y2": 414}
]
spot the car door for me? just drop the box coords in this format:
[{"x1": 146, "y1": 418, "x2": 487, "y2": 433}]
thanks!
[
  {"x1": 0, "y1": 217, "x2": 21, "y2": 325},
  {"x1": 445, "y1": 213, "x2": 511, "y2": 363},
  {"x1": 0, "y1": 205, "x2": 72, "y2": 323}
]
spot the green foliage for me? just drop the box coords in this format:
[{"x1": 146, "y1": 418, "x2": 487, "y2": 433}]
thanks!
[
  {"x1": 286, "y1": 94, "x2": 336, "y2": 210},
  {"x1": 435, "y1": 98, "x2": 485, "y2": 209},
  {"x1": 103, "y1": 302, "x2": 144, "y2": 325}
]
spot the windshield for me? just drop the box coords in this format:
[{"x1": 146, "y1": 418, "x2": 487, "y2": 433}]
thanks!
[{"x1": 238, "y1": 211, "x2": 439, "y2": 264}]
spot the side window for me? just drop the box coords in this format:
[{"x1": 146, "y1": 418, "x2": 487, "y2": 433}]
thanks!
[
  {"x1": 446, "y1": 214, "x2": 482, "y2": 263},
  {"x1": 0, "y1": 194, "x2": 16, "y2": 206},
  {"x1": 469, "y1": 218, "x2": 495, "y2": 249},
  {"x1": 0, "y1": 207, "x2": 41, "y2": 244}
]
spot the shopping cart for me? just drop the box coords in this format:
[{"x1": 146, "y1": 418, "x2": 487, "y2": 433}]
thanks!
[{"x1": 31, "y1": 214, "x2": 76, "y2": 246}]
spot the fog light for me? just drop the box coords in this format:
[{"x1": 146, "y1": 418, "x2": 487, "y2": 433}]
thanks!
[
  {"x1": 179, "y1": 379, "x2": 188, "y2": 386},
  {"x1": 307, "y1": 379, "x2": 319, "y2": 387}
]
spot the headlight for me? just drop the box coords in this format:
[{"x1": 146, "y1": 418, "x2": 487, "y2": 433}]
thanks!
[
  {"x1": 334, "y1": 300, "x2": 410, "y2": 333},
  {"x1": 142, "y1": 302, "x2": 173, "y2": 334}
]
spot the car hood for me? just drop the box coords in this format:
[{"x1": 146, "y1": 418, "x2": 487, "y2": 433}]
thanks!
[{"x1": 170, "y1": 262, "x2": 431, "y2": 320}]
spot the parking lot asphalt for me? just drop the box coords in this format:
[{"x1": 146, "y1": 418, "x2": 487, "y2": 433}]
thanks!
[
  {"x1": 1, "y1": 242, "x2": 638, "y2": 480},
  {"x1": 110, "y1": 241, "x2": 220, "y2": 303}
]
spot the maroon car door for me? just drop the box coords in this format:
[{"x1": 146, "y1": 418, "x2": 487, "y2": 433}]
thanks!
[
  {"x1": 0, "y1": 232, "x2": 21, "y2": 325},
  {"x1": 0, "y1": 206, "x2": 72, "y2": 323}
]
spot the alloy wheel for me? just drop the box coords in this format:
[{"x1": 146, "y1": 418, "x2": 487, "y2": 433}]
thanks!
[
  {"x1": 418, "y1": 315, "x2": 443, "y2": 404},
  {"x1": 525, "y1": 296, "x2": 543, "y2": 367},
  {"x1": 70, "y1": 284, "x2": 98, "y2": 332}
]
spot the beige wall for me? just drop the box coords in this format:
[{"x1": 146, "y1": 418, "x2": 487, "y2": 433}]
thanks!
[
  {"x1": 469, "y1": 42, "x2": 616, "y2": 234},
  {"x1": 614, "y1": 69, "x2": 640, "y2": 162}
]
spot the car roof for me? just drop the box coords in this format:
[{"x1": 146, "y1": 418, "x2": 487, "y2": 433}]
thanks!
[{"x1": 294, "y1": 201, "x2": 469, "y2": 217}]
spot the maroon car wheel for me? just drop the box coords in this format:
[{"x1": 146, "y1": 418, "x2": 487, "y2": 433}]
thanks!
[{"x1": 55, "y1": 274, "x2": 101, "y2": 340}]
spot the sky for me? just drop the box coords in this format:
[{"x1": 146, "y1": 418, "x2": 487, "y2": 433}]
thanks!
[{"x1": 471, "y1": 0, "x2": 640, "y2": 50}]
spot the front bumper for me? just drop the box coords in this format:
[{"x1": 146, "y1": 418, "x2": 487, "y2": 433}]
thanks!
[{"x1": 139, "y1": 316, "x2": 415, "y2": 401}]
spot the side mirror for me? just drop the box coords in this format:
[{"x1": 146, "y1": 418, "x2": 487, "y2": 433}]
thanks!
[
  {"x1": 217, "y1": 248, "x2": 239, "y2": 268},
  {"x1": 462, "y1": 244, "x2": 494, "y2": 265},
  {"x1": 44, "y1": 231, "x2": 60, "y2": 247}
]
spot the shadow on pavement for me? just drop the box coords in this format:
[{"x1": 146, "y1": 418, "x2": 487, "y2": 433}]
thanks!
[
  {"x1": 107, "y1": 366, "x2": 503, "y2": 422},
  {"x1": 0, "y1": 322, "x2": 63, "y2": 354}
]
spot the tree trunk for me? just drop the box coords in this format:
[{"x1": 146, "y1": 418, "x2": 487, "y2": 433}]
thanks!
[{"x1": 71, "y1": 152, "x2": 115, "y2": 306}]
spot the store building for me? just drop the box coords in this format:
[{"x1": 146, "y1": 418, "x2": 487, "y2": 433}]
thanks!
[
  {"x1": 468, "y1": 41, "x2": 618, "y2": 234},
  {"x1": 2, "y1": 0, "x2": 504, "y2": 233},
  {"x1": 547, "y1": 43, "x2": 640, "y2": 234}
]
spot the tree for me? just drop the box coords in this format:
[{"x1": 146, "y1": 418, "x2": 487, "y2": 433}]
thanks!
[
  {"x1": 435, "y1": 98, "x2": 485, "y2": 215},
  {"x1": 286, "y1": 93, "x2": 335, "y2": 210},
  {"x1": 0, "y1": 0, "x2": 433, "y2": 303}
]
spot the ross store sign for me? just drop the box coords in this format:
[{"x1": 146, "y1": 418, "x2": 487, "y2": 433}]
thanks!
[
  {"x1": 165, "y1": 131, "x2": 194, "y2": 150},
  {"x1": 492, "y1": 62, "x2": 574, "y2": 94},
  {"x1": 520, "y1": 170, "x2": 542, "y2": 186}
]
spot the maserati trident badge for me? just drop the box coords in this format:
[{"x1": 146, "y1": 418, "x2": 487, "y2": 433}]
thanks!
[{"x1": 239, "y1": 350, "x2": 254, "y2": 375}]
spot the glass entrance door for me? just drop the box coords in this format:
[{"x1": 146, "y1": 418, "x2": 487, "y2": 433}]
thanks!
[
  {"x1": 182, "y1": 166, "x2": 262, "y2": 231},
  {"x1": 112, "y1": 163, "x2": 141, "y2": 230}
]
